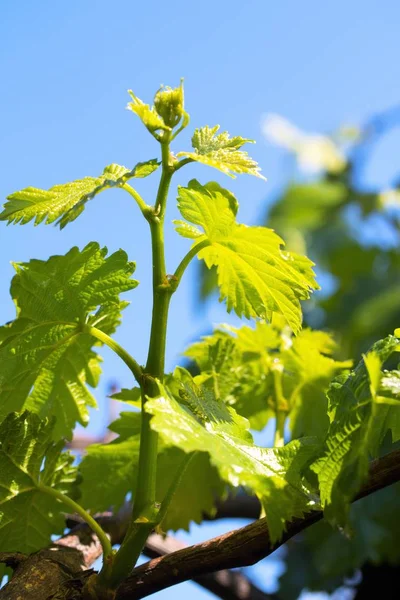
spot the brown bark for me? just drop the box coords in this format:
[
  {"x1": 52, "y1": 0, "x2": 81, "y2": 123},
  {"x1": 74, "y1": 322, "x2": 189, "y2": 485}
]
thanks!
[
  {"x1": 116, "y1": 514, "x2": 319, "y2": 599},
  {"x1": 0, "y1": 511, "x2": 129, "y2": 600},
  {"x1": 0, "y1": 505, "x2": 265, "y2": 600},
  {"x1": 143, "y1": 534, "x2": 273, "y2": 600},
  {"x1": 0, "y1": 546, "x2": 90, "y2": 600},
  {"x1": 1, "y1": 449, "x2": 399, "y2": 600},
  {"x1": 211, "y1": 492, "x2": 261, "y2": 521},
  {"x1": 116, "y1": 448, "x2": 400, "y2": 598}
]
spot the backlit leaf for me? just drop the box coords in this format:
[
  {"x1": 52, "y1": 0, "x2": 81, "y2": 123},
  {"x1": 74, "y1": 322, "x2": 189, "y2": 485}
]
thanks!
[
  {"x1": 80, "y1": 411, "x2": 224, "y2": 531},
  {"x1": 184, "y1": 322, "x2": 350, "y2": 436},
  {"x1": 1, "y1": 160, "x2": 159, "y2": 229},
  {"x1": 127, "y1": 90, "x2": 170, "y2": 135},
  {"x1": 176, "y1": 180, "x2": 319, "y2": 333},
  {"x1": 146, "y1": 372, "x2": 319, "y2": 541},
  {"x1": 177, "y1": 125, "x2": 265, "y2": 179}
]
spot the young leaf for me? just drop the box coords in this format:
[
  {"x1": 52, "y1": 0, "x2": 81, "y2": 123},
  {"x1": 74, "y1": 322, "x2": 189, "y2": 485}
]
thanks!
[
  {"x1": 311, "y1": 334, "x2": 400, "y2": 526},
  {"x1": 127, "y1": 90, "x2": 170, "y2": 136},
  {"x1": 183, "y1": 321, "x2": 350, "y2": 437},
  {"x1": 379, "y1": 370, "x2": 400, "y2": 404},
  {"x1": 175, "y1": 181, "x2": 319, "y2": 333},
  {"x1": 184, "y1": 326, "x2": 274, "y2": 430},
  {"x1": 128, "y1": 83, "x2": 189, "y2": 139},
  {"x1": 0, "y1": 411, "x2": 78, "y2": 553},
  {"x1": 185, "y1": 334, "x2": 241, "y2": 397},
  {"x1": 155, "y1": 448, "x2": 226, "y2": 531},
  {"x1": 79, "y1": 411, "x2": 224, "y2": 531},
  {"x1": 146, "y1": 372, "x2": 320, "y2": 542},
  {"x1": 281, "y1": 329, "x2": 352, "y2": 439},
  {"x1": 0, "y1": 242, "x2": 137, "y2": 438},
  {"x1": 1, "y1": 160, "x2": 159, "y2": 229},
  {"x1": 177, "y1": 125, "x2": 265, "y2": 179},
  {"x1": 110, "y1": 386, "x2": 142, "y2": 408}
]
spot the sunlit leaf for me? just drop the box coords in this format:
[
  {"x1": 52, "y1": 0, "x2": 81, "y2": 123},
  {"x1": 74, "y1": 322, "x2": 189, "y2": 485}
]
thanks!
[
  {"x1": 177, "y1": 125, "x2": 265, "y2": 179},
  {"x1": 127, "y1": 90, "x2": 170, "y2": 135},
  {"x1": 175, "y1": 180, "x2": 318, "y2": 332},
  {"x1": 79, "y1": 411, "x2": 224, "y2": 531},
  {"x1": 184, "y1": 322, "x2": 350, "y2": 437},
  {"x1": 146, "y1": 371, "x2": 319, "y2": 541},
  {"x1": 1, "y1": 160, "x2": 159, "y2": 229}
]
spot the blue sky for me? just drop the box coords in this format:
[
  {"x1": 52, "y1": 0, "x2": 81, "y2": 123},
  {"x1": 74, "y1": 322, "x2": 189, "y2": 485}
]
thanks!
[{"x1": 1, "y1": 1, "x2": 399, "y2": 597}]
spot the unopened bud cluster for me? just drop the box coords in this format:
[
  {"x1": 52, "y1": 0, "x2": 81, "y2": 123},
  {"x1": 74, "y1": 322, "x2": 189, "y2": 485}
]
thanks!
[{"x1": 154, "y1": 83, "x2": 184, "y2": 129}]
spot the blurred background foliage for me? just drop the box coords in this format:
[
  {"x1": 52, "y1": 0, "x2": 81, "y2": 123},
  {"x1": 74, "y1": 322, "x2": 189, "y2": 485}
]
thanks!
[
  {"x1": 195, "y1": 106, "x2": 400, "y2": 599},
  {"x1": 199, "y1": 105, "x2": 400, "y2": 360}
]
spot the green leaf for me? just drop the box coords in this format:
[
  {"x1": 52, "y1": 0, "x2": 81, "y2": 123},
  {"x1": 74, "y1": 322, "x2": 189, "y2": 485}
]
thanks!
[
  {"x1": 80, "y1": 435, "x2": 141, "y2": 512},
  {"x1": 80, "y1": 411, "x2": 224, "y2": 531},
  {"x1": 155, "y1": 448, "x2": 225, "y2": 531},
  {"x1": 173, "y1": 220, "x2": 203, "y2": 239},
  {"x1": 0, "y1": 242, "x2": 137, "y2": 438},
  {"x1": 0, "y1": 411, "x2": 78, "y2": 553},
  {"x1": 127, "y1": 90, "x2": 170, "y2": 135},
  {"x1": 176, "y1": 181, "x2": 319, "y2": 332},
  {"x1": 177, "y1": 125, "x2": 265, "y2": 179},
  {"x1": 232, "y1": 324, "x2": 350, "y2": 437},
  {"x1": 380, "y1": 370, "x2": 400, "y2": 401},
  {"x1": 311, "y1": 334, "x2": 400, "y2": 525},
  {"x1": 184, "y1": 325, "x2": 274, "y2": 430},
  {"x1": 224, "y1": 318, "x2": 283, "y2": 355},
  {"x1": 1, "y1": 160, "x2": 159, "y2": 229},
  {"x1": 282, "y1": 329, "x2": 352, "y2": 439},
  {"x1": 146, "y1": 372, "x2": 319, "y2": 541},
  {"x1": 79, "y1": 411, "x2": 141, "y2": 512},
  {"x1": 110, "y1": 387, "x2": 142, "y2": 408},
  {"x1": 108, "y1": 410, "x2": 142, "y2": 439},
  {"x1": 185, "y1": 334, "x2": 241, "y2": 399},
  {"x1": 183, "y1": 322, "x2": 350, "y2": 436}
]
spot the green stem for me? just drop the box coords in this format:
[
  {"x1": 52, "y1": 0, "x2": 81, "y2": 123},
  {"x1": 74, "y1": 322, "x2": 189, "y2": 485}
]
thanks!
[
  {"x1": 173, "y1": 239, "x2": 211, "y2": 287},
  {"x1": 108, "y1": 452, "x2": 197, "y2": 588},
  {"x1": 272, "y1": 368, "x2": 287, "y2": 448},
  {"x1": 155, "y1": 142, "x2": 173, "y2": 220},
  {"x1": 121, "y1": 183, "x2": 151, "y2": 217},
  {"x1": 144, "y1": 138, "x2": 173, "y2": 382},
  {"x1": 82, "y1": 324, "x2": 143, "y2": 385},
  {"x1": 110, "y1": 140, "x2": 174, "y2": 587},
  {"x1": 173, "y1": 157, "x2": 194, "y2": 172},
  {"x1": 39, "y1": 484, "x2": 113, "y2": 565},
  {"x1": 134, "y1": 142, "x2": 173, "y2": 518},
  {"x1": 170, "y1": 98, "x2": 190, "y2": 141},
  {"x1": 274, "y1": 411, "x2": 286, "y2": 448},
  {"x1": 107, "y1": 522, "x2": 153, "y2": 588}
]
